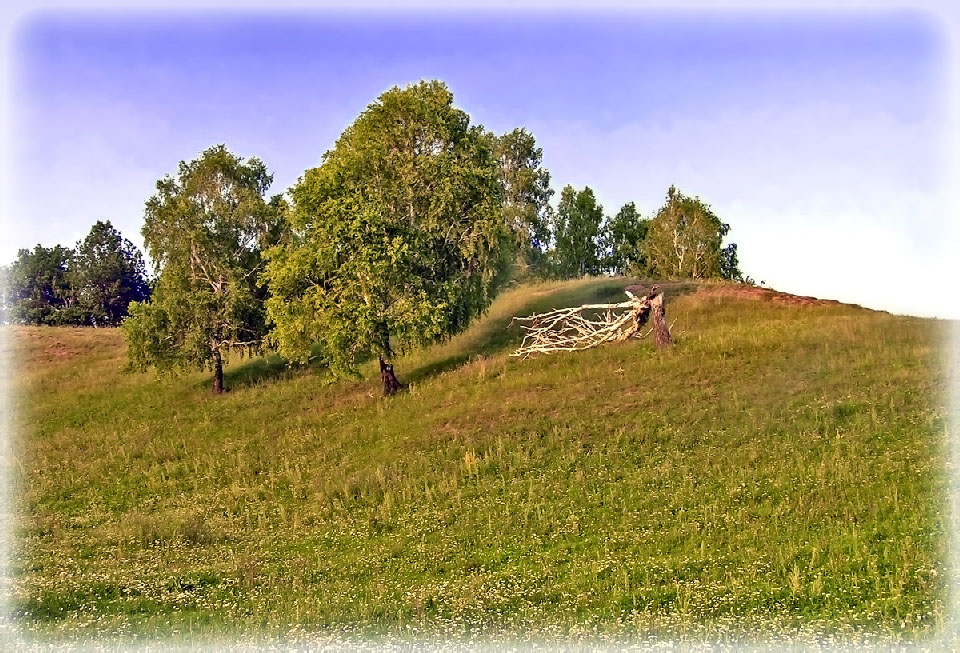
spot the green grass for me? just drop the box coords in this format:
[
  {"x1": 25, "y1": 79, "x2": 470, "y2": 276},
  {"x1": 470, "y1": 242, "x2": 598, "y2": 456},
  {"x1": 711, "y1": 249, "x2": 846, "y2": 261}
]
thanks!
[{"x1": 6, "y1": 277, "x2": 950, "y2": 645}]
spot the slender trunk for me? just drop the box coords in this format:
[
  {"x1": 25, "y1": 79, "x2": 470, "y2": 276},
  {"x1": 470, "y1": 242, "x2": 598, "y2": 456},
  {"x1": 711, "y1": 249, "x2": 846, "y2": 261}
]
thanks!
[
  {"x1": 213, "y1": 350, "x2": 224, "y2": 394},
  {"x1": 379, "y1": 356, "x2": 401, "y2": 396},
  {"x1": 651, "y1": 292, "x2": 673, "y2": 349},
  {"x1": 376, "y1": 325, "x2": 400, "y2": 396}
]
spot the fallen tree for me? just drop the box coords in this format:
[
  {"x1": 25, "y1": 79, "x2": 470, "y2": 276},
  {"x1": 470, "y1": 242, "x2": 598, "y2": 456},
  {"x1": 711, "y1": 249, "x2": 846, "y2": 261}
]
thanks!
[{"x1": 510, "y1": 285, "x2": 673, "y2": 358}]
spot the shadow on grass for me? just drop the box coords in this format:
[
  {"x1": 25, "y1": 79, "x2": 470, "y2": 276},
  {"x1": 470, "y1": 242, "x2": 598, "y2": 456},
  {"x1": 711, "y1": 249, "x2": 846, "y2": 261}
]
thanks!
[
  {"x1": 195, "y1": 279, "x2": 704, "y2": 391},
  {"x1": 402, "y1": 353, "x2": 473, "y2": 384},
  {"x1": 402, "y1": 277, "x2": 699, "y2": 385},
  {"x1": 222, "y1": 354, "x2": 294, "y2": 389},
  {"x1": 194, "y1": 347, "x2": 328, "y2": 392}
]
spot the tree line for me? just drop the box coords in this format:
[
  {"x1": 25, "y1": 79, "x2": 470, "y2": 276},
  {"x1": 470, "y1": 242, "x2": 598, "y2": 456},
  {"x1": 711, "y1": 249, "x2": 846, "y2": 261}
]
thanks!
[
  {"x1": 548, "y1": 184, "x2": 742, "y2": 282},
  {"x1": 2, "y1": 80, "x2": 745, "y2": 394},
  {"x1": 0, "y1": 221, "x2": 150, "y2": 327}
]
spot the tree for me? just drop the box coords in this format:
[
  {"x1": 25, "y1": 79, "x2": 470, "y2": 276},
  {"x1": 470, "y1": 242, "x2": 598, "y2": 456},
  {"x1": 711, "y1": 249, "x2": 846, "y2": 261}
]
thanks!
[
  {"x1": 495, "y1": 128, "x2": 554, "y2": 275},
  {"x1": 122, "y1": 145, "x2": 286, "y2": 394},
  {"x1": 602, "y1": 201, "x2": 650, "y2": 277},
  {"x1": 720, "y1": 242, "x2": 743, "y2": 282},
  {"x1": 2, "y1": 245, "x2": 76, "y2": 325},
  {"x1": 70, "y1": 220, "x2": 150, "y2": 326},
  {"x1": 551, "y1": 185, "x2": 605, "y2": 278},
  {"x1": 264, "y1": 80, "x2": 510, "y2": 395},
  {"x1": 644, "y1": 186, "x2": 738, "y2": 280}
]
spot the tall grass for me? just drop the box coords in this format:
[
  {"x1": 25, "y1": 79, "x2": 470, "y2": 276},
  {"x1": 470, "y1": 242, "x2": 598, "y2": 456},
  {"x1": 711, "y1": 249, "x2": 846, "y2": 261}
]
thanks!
[{"x1": 6, "y1": 278, "x2": 949, "y2": 645}]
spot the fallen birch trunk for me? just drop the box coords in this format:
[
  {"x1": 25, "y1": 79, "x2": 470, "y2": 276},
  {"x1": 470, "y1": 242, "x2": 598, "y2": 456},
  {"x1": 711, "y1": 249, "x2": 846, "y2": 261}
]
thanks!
[{"x1": 510, "y1": 285, "x2": 673, "y2": 358}]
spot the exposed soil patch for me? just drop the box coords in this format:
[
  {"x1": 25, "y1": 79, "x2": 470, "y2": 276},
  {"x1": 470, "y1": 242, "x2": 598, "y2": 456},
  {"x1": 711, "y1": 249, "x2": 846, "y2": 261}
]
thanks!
[
  {"x1": 694, "y1": 284, "x2": 847, "y2": 308},
  {"x1": 625, "y1": 281, "x2": 856, "y2": 309}
]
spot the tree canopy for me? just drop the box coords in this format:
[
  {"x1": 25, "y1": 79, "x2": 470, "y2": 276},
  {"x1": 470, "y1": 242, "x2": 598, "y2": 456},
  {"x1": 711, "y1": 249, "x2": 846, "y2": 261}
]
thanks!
[
  {"x1": 495, "y1": 127, "x2": 553, "y2": 274},
  {"x1": 121, "y1": 145, "x2": 287, "y2": 393},
  {"x1": 720, "y1": 242, "x2": 744, "y2": 282},
  {"x1": 70, "y1": 220, "x2": 151, "y2": 326},
  {"x1": 550, "y1": 185, "x2": 605, "y2": 278},
  {"x1": 2, "y1": 245, "x2": 76, "y2": 325},
  {"x1": 644, "y1": 185, "x2": 740, "y2": 280},
  {"x1": 602, "y1": 201, "x2": 650, "y2": 277},
  {"x1": 264, "y1": 80, "x2": 510, "y2": 393}
]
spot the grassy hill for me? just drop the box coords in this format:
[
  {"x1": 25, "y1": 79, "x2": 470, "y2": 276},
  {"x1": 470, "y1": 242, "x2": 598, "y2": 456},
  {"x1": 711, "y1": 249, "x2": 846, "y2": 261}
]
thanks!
[{"x1": 6, "y1": 277, "x2": 949, "y2": 645}]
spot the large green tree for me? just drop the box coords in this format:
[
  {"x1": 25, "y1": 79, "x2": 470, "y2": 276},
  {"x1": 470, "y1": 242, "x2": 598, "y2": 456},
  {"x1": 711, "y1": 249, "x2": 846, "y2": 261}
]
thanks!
[
  {"x1": 264, "y1": 80, "x2": 510, "y2": 394},
  {"x1": 550, "y1": 185, "x2": 605, "y2": 278},
  {"x1": 644, "y1": 185, "x2": 741, "y2": 280},
  {"x1": 70, "y1": 220, "x2": 150, "y2": 326},
  {"x1": 2, "y1": 245, "x2": 76, "y2": 325},
  {"x1": 122, "y1": 145, "x2": 286, "y2": 393},
  {"x1": 602, "y1": 201, "x2": 650, "y2": 277},
  {"x1": 495, "y1": 127, "x2": 553, "y2": 275}
]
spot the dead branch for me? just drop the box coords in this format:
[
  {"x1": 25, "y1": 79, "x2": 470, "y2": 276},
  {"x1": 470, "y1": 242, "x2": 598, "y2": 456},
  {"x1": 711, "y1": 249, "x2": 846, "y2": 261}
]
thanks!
[{"x1": 510, "y1": 286, "x2": 673, "y2": 358}]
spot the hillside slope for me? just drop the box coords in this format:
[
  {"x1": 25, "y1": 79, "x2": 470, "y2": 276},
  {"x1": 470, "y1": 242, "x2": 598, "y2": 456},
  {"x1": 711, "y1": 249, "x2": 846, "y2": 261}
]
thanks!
[{"x1": 6, "y1": 278, "x2": 949, "y2": 645}]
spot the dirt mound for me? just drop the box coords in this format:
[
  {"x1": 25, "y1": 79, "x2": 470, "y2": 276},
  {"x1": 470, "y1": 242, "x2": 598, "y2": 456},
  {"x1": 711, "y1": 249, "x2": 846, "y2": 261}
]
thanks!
[
  {"x1": 695, "y1": 284, "x2": 843, "y2": 307},
  {"x1": 624, "y1": 281, "x2": 847, "y2": 308}
]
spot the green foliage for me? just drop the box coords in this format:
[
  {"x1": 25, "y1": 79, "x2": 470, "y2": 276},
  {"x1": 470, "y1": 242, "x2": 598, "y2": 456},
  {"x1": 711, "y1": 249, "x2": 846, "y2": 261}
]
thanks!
[
  {"x1": 2, "y1": 223, "x2": 149, "y2": 327},
  {"x1": 645, "y1": 186, "x2": 740, "y2": 280},
  {"x1": 2, "y1": 245, "x2": 76, "y2": 325},
  {"x1": 720, "y1": 242, "x2": 743, "y2": 282},
  {"x1": 70, "y1": 220, "x2": 150, "y2": 327},
  {"x1": 122, "y1": 145, "x2": 286, "y2": 387},
  {"x1": 602, "y1": 201, "x2": 650, "y2": 276},
  {"x1": 264, "y1": 81, "x2": 510, "y2": 376},
  {"x1": 550, "y1": 185, "x2": 605, "y2": 278},
  {"x1": 495, "y1": 128, "x2": 554, "y2": 275}
]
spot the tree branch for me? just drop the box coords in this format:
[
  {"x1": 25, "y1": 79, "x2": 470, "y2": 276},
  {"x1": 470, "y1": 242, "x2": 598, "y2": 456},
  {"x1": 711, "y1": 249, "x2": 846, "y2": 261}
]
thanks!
[{"x1": 510, "y1": 287, "x2": 671, "y2": 358}]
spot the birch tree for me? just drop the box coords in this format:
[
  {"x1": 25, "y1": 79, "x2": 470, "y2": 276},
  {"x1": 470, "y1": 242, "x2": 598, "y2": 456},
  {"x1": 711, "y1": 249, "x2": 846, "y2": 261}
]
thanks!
[
  {"x1": 495, "y1": 127, "x2": 553, "y2": 275},
  {"x1": 122, "y1": 145, "x2": 287, "y2": 393},
  {"x1": 645, "y1": 186, "x2": 737, "y2": 280}
]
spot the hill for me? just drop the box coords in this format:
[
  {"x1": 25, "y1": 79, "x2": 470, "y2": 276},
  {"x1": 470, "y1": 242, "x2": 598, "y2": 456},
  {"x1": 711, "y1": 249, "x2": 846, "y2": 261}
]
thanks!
[{"x1": 5, "y1": 277, "x2": 949, "y2": 645}]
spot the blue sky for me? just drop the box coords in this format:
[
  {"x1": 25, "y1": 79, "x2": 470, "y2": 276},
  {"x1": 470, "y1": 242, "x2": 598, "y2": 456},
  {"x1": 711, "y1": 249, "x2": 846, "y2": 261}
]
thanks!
[{"x1": 5, "y1": 8, "x2": 952, "y2": 317}]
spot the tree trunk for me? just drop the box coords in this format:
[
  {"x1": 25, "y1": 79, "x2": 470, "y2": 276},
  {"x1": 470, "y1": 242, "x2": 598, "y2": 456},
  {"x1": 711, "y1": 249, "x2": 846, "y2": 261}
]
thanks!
[
  {"x1": 213, "y1": 351, "x2": 224, "y2": 394},
  {"x1": 651, "y1": 292, "x2": 673, "y2": 349},
  {"x1": 379, "y1": 356, "x2": 401, "y2": 396}
]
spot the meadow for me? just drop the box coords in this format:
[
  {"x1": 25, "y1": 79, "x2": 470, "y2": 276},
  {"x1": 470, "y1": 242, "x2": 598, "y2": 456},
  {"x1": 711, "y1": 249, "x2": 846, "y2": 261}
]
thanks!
[{"x1": 5, "y1": 278, "x2": 950, "y2": 646}]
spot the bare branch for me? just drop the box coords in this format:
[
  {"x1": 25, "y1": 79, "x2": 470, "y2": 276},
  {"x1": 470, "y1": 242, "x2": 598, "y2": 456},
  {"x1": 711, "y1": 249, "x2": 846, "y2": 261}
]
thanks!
[{"x1": 510, "y1": 287, "x2": 672, "y2": 358}]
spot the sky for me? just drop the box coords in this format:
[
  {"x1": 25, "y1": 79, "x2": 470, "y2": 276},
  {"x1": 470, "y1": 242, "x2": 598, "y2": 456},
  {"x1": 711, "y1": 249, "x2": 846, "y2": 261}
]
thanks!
[{"x1": 3, "y1": 7, "x2": 954, "y2": 318}]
